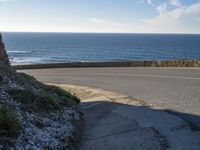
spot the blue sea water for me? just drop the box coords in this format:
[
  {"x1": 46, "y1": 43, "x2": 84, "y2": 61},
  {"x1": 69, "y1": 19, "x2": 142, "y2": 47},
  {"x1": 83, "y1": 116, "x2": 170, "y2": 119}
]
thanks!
[{"x1": 2, "y1": 32, "x2": 200, "y2": 65}]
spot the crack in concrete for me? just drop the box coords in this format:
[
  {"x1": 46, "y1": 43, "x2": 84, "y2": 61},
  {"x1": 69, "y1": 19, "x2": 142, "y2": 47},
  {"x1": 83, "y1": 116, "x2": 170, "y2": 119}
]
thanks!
[
  {"x1": 151, "y1": 127, "x2": 169, "y2": 150},
  {"x1": 82, "y1": 126, "x2": 169, "y2": 150},
  {"x1": 82, "y1": 128, "x2": 139, "y2": 142},
  {"x1": 165, "y1": 110, "x2": 200, "y2": 131}
]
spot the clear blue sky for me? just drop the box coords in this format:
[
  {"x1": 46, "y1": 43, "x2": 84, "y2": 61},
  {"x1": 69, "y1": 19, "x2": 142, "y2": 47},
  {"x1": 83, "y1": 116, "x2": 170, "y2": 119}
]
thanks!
[{"x1": 0, "y1": 0, "x2": 200, "y2": 33}]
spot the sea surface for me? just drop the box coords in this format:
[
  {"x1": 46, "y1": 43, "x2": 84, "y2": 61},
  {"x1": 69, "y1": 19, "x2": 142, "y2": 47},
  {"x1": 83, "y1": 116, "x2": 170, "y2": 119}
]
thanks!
[{"x1": 2, "y1": 32, "x2": 200, "y2": 65}]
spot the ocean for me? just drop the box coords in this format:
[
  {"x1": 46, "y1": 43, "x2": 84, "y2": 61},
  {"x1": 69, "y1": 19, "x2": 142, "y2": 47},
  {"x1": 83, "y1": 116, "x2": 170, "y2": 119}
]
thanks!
[{"x1": 2, "y1": 32, "x2": 200, "y2": 65}]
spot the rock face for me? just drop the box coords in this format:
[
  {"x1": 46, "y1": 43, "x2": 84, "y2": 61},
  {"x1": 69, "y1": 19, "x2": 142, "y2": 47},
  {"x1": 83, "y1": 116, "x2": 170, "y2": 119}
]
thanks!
[
  {"x1": 0, "y1": 34, "x2": 83, "y2": 150},
  {"x1": 0, "y1": 33, "x2": 10, "y2": 65}
]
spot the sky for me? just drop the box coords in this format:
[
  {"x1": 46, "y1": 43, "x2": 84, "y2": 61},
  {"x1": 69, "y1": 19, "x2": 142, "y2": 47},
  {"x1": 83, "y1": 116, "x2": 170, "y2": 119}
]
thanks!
[{"x1": 0, "y1": 0, "x2": 200, "y2": 33}]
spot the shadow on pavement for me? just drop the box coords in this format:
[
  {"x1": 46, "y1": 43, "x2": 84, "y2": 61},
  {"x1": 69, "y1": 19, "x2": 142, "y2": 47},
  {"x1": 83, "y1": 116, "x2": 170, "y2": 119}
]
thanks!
[{"x1": 79, "y1": 101, "x2": 200, "y2": 150}]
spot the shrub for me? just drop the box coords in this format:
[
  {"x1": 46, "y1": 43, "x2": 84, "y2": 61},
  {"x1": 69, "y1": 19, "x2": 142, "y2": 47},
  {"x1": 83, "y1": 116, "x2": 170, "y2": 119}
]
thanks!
[
  {"x1": 34, "y1": 93, "x2": 60, "y2": 112},
  {"x1": 8, "y1": 89, "x2": 60, "y2": 113},
  {"x1": 8, "y1": 89, "x2": 36, "y2": 104},
  {"x1": 0, "y1": 107, "x2": 21, "y2": 137}
]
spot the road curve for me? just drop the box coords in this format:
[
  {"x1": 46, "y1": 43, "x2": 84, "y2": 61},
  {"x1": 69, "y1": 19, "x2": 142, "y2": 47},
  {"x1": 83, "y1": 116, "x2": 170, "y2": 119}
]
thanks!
[
  {"x1": 19, "y1": 67, "x2": 200, "y2": 125},
  {"x1": 50, "y1": 84, "x2": 200, "y2": 150}
]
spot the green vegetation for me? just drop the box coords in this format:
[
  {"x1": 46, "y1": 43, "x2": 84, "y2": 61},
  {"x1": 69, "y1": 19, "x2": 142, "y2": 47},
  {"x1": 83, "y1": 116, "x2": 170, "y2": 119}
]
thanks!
[
  {"x1": 0, "y1": 107, "x2": 21, "y2": 137},
  {"x1": 43, "y1": 85, "x2": 80, "y2": 104},
  {"x1": 8, "y1": 89, "x2": 60, "y2": 113},
  {"x1": 19, "y1": 72, "x2": 37, "y2": 82},
  {"x1": 8, "y1": 73, "x2": 80, "y2": 114},
  {"x1": 19, "y1": 73, "x2": 80, "y2": 104}
]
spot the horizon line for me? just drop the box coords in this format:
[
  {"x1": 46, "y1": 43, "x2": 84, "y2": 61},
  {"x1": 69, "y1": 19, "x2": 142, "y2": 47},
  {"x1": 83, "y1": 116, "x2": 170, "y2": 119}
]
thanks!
[{"x1": 1, "y1": 31, "x2": 200, "y2": 35}]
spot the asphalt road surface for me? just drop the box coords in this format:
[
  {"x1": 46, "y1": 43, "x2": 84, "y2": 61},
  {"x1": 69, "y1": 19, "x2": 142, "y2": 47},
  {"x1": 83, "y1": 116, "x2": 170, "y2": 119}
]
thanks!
[{"x1": 19, "y1": 67, "x2": 200, "y2": 126}]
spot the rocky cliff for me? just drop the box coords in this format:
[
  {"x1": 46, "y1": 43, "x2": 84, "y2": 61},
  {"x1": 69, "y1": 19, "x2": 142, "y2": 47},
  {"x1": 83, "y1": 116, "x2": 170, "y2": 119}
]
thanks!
[
  {"x1": 0, "y1": 33, "x2": 9, "y2": 65},
  {"x1": 0, "y1": 34, "x2": 83, "y2": 150}
]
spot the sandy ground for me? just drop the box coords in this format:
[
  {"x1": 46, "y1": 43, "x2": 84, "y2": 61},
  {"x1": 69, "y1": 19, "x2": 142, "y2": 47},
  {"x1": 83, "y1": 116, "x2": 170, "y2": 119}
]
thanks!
[{"x1": 50, "y1": 84, "x2": 200, "y2": 150}]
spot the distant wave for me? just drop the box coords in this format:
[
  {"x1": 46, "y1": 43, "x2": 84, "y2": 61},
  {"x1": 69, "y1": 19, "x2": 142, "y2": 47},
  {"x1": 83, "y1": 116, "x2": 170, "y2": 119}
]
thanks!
[
  {"x1": 10, "y1": 57, "x2": 43, "y2": 65},
  {"x1": 8, "y1": 51, "x2": 31, "y2": 54}
]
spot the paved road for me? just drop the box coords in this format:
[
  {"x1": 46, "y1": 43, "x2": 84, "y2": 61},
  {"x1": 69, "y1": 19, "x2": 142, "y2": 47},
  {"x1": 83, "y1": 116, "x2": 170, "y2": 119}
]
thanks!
[{"x1": 19, "y1": 67, "x2": 200, "y2": 121}]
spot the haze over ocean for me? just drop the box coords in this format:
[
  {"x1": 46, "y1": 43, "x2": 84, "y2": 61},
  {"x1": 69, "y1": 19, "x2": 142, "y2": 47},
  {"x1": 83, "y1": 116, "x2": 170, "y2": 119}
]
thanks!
[{"x1": 2, "y1": 32, "x2": 200, "y2": 65}]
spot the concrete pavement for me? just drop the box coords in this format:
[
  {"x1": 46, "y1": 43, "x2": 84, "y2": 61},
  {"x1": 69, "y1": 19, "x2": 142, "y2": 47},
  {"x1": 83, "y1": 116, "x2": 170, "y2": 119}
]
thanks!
[{"x1": 51, "y1": 84, "x2": 200, "y2": 150}]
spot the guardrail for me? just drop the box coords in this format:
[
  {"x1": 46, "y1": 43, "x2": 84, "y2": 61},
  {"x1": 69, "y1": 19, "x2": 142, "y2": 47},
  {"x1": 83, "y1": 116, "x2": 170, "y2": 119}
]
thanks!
[{"x1": 13, "y1": 60, "x2": 200, "y2": 70}]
